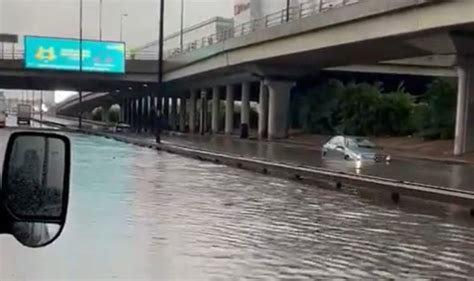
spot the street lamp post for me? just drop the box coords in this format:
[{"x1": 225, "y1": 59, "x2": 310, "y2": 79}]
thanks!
[
  {"x1": 158, "y1": 0, "x2": 164, "y2": 84},
  {"x1": 79, "y1": 0, "x2": 83, "y2": 129},
  {"x1": 99, "y1": 0, "x2": 103, "y2": 40},
  {"x1": 180, "y1": 0, "x2": 184, "y2": 51},
  {"x1": 286, "y1": 0, "x2": 290, "y2": 22},
  {"x1": 120, "y1": 13, "x2": 128, "y2": 42}
]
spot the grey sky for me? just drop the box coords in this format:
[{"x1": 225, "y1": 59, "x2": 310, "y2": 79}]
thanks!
[{"x1": 0, "y1": 0, "x2": 234, "y2": 49}]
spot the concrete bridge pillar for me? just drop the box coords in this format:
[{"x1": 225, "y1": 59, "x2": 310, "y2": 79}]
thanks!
[
  {"x1": 199, "y1": 90, "x2": 209, "y2": 135},
  {"x1": 143, "y1": 96, "x2": 148, "y2": 132},
  {"x1": 189, "y1": 90, "x2": 198, "y2": 133},
  {"x1": 170, "y1": 96, "x2": 178, "y2": 131},
  {"x1": 454, "y1": 56, "x2": 474, "y2": 156},
  {"x1": 211, "y1": 86, "x2": 221, "y2": 134},
  {"x1": 241, "y1": 82, "x2": 251, "y2": 138},
  {"x1": 137, "y1": 97, "x2": 143, "y2": 133},
  {"x1": 258, "y1": 81, "x2": 269, "y2": 140},
  {"x1": 225, "y1": 85, "x2": 235, "y2": 135},
  {"x1": 122, "y1": 101, "x2": 128, "y2": 124},
  {"x1": 128, "y1": 99, "x2": 133, "y2": 127},
  {"x1": 101, "y1": 106, "x2": 110, "y2": 123},
  {"x1": 266, "y1": 80, "x2": 294, "y2": 140},
  {"x1": 163, "y1": 96, "x2": 170, "y2": 130},
  {"x1": 131, "y1": 99, "x2": 136, "y2": 128},
  {"x1": 179, "y1": 94, "x2": 187, "y2": 132}
]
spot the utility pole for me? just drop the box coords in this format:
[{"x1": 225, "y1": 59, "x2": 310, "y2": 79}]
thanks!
[
  {"x1": 79, "y1": 0, "x2": 83, "y2": 129},
  {"x1": 158, "y1": 0, "x2": 165, "y2": 84},
  {"x1": 180, "y1": 0, "x2": 184, "y2": 51},
  {"x1": 120, "y1": 13, "x2": 128, "y2": 42},
  {"x1": 286, "y1": 0, "x2": 290, "y2": 22},
  {"x1": 99, "y1": 0, "x2": 103, "y2": 40}
]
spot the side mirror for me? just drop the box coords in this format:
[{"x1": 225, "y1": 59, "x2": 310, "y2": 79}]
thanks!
[{"x1": 1, "y1": 131, "x2": 71, "y2": 248}]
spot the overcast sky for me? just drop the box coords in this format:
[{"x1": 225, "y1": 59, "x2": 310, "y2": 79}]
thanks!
[{"x1": 0, "y1": 0, "x2": 234, "y2": 48}]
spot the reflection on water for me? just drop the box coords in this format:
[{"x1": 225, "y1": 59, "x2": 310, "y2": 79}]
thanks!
[{"x1": 2, "y1": 134, "x2": 474, "y2": 280}]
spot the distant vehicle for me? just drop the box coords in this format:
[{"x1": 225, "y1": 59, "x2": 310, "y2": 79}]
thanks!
[
  {"x1": 0, "y1": 92, "x2": 6, "y2": 128},
  {"x1": 322, "y1": 136, "x2": 391, "y2": 162},
  {"x1": 17, "y1": 104, "x2": 32, "y2": 126}
]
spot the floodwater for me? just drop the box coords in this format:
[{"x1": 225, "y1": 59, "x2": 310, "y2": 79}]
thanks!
[
  {"x1": 160, "y1": 134, "x2": 474, "y2": 192},
  {"x1": 2, "y1": 134, "x2": 474, "y2": 280}
]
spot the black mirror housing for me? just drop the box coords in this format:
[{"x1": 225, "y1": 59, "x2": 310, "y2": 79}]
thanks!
[{"x1": 1, "y1": 131, "x2": 71, "y2": 248}]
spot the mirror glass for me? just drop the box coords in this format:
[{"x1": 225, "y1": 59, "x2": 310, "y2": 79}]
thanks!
[
  {"x1": 11, "y1": 222, "x2": 61, "y2": 247},
  {"x1": 3, "y1": 135, "x2": 66, "y2": 219}
]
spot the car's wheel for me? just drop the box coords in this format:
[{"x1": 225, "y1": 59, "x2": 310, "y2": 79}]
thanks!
[
  {"x1": 322, "y1": 151, "x2": 327, "y2": 157},
  {"x1": 344, "y1": 155, "x2": 351, "y2": 161}
]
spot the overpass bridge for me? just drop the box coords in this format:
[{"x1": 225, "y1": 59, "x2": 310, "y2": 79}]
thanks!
[
  {"x1": 30, "y1": 0, "x2": 474, "y2": 154},
  {"x1": 0, "y1": 50, "x2": 186, "y2": 92}
]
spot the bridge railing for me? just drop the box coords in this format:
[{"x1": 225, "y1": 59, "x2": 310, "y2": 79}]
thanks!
[
  {"x1": 161, "y1": 0, "x2": 361, "y2": 59},
  {"x1": 0, "y1": 0, "x2": 360, "y2": 62}
]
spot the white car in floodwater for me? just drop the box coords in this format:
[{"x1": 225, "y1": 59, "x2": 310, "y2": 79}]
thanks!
[{"x1": 322, "y1": 136, "x2": 391, "y2": 162}]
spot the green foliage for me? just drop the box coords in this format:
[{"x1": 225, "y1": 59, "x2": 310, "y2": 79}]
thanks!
[
  {"x1": 297, "y1": 78, "x2": 456, "y2": 139},
  {"x1": 337, "y1": 82, "x2": 382, "y2": 136},
  {"x1": 415, "y1": 79, "x2": 456, "y2": 139},
  {"x1": 299, "y1": 79, "x2": 344, "y2": 134},
  {"x1": 374, "y1": 91, "x2": 415, "y2": 136},
  {"x1": 92, "y1": 107, "x2": 103, "y2": 121}
]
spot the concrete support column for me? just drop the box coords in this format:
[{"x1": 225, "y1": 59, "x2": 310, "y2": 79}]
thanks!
[
  {"x1": 266, "y1": 80, "x2": 294, "y2": 140},
  {"x1": 170, "y1": 96, "x2": 178, "y2": 131},
  {"x1": 143, "y1": 96, "x2": 149, "y2": 132},
  {"x1": 163, "y1": 96, "x2": 169, "y2": 130},
  {"x1": 454, "y1": 56, "x2": 474, "y2": 155},
  {"x1": 241, "y1": 82, "x2": 251, "y2": 138},
  {"x1": 123, "y1": 100, "x2": 129, "y2": 124},
  {"x1": 130, "y1": 100, "x2": 135, "y2": 128},
  {"x1": 199, "y1": 90, "x2": 208, "y2": 135},
  {"x1": 101, "y1": 106, "x2": 110, "y2": 123},
  {"x1": 225, "y1": 85, "x2": 234, "y2": 135},
  {"x1": 131, "y1": 99, "x2": 137, "y2": 128},
  {"x1": 119, "y1": 103, "x2": 124, "y2": 123},
  {"x1": 211, "y1": 86, "x2": 220, "y2": 134},
  {"x1": 179, "y1": 94, "x2": 187, "y2": 132},
  {"x1": 189, "y1": 90, "x2": 198, "y2": 133},
  {"x1": 258, "y1": 81, "x2": 269, "y2": 139},
  {"x1": 241, "y1": 82, "x2": 251, "y2": 125},
  {"x1": 137, "y1": 97, "x2": 143, "y2": 132}
]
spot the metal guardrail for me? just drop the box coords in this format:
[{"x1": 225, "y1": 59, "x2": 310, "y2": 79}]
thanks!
[{"x1": 0, "y1": 0, "x2": 360, "y2": 61}]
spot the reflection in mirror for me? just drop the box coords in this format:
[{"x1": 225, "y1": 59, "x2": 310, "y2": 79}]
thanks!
[
  {"x1": 11, "y1": 222, "x2": 61, "y2": 248},
  {"x1": 4, "y1": 135, "x2": 66, "y2": 219}
]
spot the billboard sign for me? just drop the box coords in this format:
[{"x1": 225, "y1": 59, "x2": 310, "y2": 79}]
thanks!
[{"x1": 24, "y1": 36, "x2": 125, "y2": 74}]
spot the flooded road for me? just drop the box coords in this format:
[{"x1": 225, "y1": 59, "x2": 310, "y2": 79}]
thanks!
[
  {"x1": 161, "y1": 134, "x2": 474, "y2": 191},
  {"x1": 2, "y1": 134, "x2": 474, "y2": 280}
]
